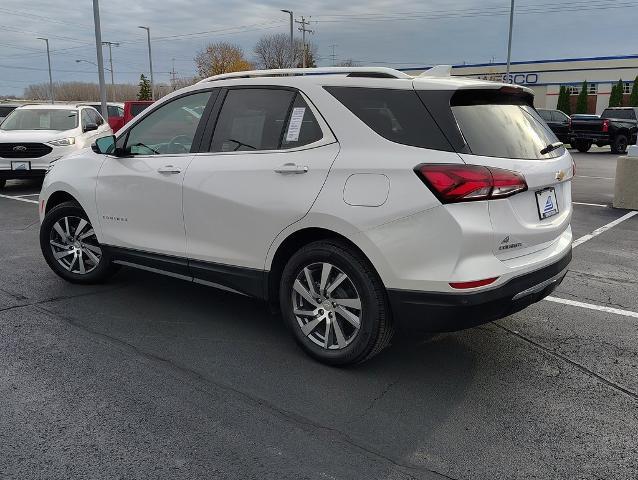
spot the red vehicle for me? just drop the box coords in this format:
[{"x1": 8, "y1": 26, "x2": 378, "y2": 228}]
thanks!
[
  {"x1": 123, "y1": 100, "x2": 154, "y2": 125},
  {"x1": 83, "y1": 103, "x2": 125, "y2": 133}
]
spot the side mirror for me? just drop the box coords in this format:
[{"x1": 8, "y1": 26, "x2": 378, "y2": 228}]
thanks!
[
  {"x1": 92, "y1": 135, "x2": 116, "y2": 155},
  {"x1": 84, "y1": 122, "x2": 98, "y2": 133}
]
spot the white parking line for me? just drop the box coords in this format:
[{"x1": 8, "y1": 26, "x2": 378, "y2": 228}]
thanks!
[
  {"x1": 14, "y1": 193, "x2": 40, "y2": 198},
  {"x1": 573, "y1": 201, "x2": 608, "y2": 208},
  {"x1": 572, "y1": 211, "x2": 638, "y2": 248},
  {"x1": 575, "y1": 175, "x2": 615, "y2": 180},
  {"x1": 0, "y1": 193, "x2": 39, "y2": 204},
  {"x1": 545, "y1": 296, "x2": 638, "y2": 319}
]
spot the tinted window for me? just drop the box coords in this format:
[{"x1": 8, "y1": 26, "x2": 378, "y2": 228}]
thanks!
[
  {"x1": 1, "y1": 109, "x2": 78, "y2": 131},
  {"x1": 130, "y1": 103, "x2": 150, "y2": 117},
  {"x1": 210, "y1": 88, "x2": 295, "y2": 152},
  {"x1": 81, "y1": 109, "x2": 92, "y2": 129},
  {"x1": 452, "y1": 97, "x2": 564, "y2": 159},
  {"x1": 88, "y1": 109, "x2": 104, "y2": 126},
  {"x1": 552, "y1": 110, "x2": 569, "y2": 122},
  {"x1": 0, "y1": 106, "x2": 17, "y2": 117},
  {"x1": 107, "y1": 105, "x2": 121, "y2": 117},
  {"x1": 325, "y1": 87, "x2": 452, "y2": 151},
  {"x1": 123, "y1": 91, "x2": 211, "y2": 155},
  {"x1": 537, "y1": 109, "x2": 552, "y2": 122},
  {"x1": 281, "y1": 94, "x2": 323, "y2": 149},
  {"x1": 602, "y1": 109, "x2": 636, "y2": 120}
]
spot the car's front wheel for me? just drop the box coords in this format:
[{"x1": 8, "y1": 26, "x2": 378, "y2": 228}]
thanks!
[
  {"x1": 40, "y1": 201, "x2": 118, "y2": 284},
  {"x1": 575, "y1": 140, "x2": 592, "y2": 152},
  {"x1": 611, "y1": 134, "x2": 628, "y2": 154},
  {"x1": 279, "y1": 240, "x2": 393, "y2": 365}
]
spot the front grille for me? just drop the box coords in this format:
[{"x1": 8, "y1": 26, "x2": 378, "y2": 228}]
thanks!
[{"x1": 0, "y1": 142, "x2": 53, "y2": 158}]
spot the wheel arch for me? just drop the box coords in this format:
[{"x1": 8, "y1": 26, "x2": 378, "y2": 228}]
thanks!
[
  {"x1": 45, "y1": 190, "x2": 81, "y2": 214},
  {"x1": 266, "y1": 226, "x2": 384, "y2": 308}
]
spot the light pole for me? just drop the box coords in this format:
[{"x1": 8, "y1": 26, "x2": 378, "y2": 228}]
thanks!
[
  {"x1": 505, "y1": 0, "x2": 515, "y2": 83},
  {"x1": 138, "y1": 26, "x2": 154, "y2": 100},
  {"x1": 281, "y1": 9, "x2": 293, "y2": 67},
  {"x1": 92, "y1": 0, "x2": 108, "y2": 119},
  {"x1": 37, "y1": 37, "x2": 54, "y2": 104}
]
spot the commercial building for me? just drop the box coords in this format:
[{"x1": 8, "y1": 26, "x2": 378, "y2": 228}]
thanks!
[{"x1": 403, "y1": 54, "x2": 638, "y2": 114}]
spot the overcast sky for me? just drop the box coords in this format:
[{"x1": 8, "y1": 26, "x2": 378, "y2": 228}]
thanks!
[{"x1": 1, "y1": 0, "x2": 637, "y2": 96}]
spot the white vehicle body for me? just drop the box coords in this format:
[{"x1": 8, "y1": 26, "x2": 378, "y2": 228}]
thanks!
[
  {"x1": 39, "y1": 67, "x2": 573, "y2": 361},
  {"x1": 0, "y1": 104, "x2": 112, "y2": 185}
]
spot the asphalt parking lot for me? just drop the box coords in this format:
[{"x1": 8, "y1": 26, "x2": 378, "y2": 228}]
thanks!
[{"x1": 1, "y1": 148, "x2": 637, "y2": 479}]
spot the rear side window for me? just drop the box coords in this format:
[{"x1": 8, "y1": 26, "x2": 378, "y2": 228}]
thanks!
[
  {"x1": 325, "y1": 87, "x2": 452, "y2": 151},
  {"x1": 281, "y1": 94, "x2": 323, "y2": 149},
  {"x1": 210, "y1": 88, "x2": 295, "y2": 152},
  {"x1": 602, "y1": 109, "x2": 636, "y2": 120},
  {"x1": 451, "y1": 91, "x2": 564, "y2": 159}
]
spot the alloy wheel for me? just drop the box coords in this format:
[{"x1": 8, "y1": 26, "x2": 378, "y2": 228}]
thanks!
[
  {"x1": 49, "y1": 216, "x2": 102, "y2": 274},
  {"x1": 291, "y1": 262, "x2": 362, "y2": 350}
]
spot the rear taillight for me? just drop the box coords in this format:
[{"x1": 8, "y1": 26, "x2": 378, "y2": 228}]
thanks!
[
  {"x1": 414, "y1": 164, "x2": 527, "y2": 203},
  {"x1": 602, "y1": 119, "x2": 610, "y2": 133},
  {"x1": 568, "y1": 117, "x2": 572, "y2": 129}
]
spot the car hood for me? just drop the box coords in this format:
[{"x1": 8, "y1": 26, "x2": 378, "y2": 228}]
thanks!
[{"x1": 0, "y1": 129, "x2": 76, "y2": 143}]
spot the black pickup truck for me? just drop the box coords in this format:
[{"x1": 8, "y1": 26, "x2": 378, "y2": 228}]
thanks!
[{"x1": 570, "y1": 107, "x2": 638, "y2": 153}]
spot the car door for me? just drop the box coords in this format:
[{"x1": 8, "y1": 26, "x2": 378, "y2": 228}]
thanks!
[
  {"x1": 182, "y1": 87, "x2": 338, "y2": 294},
  {"x1": 96, "y1": 90, "x2": 216, "y2": 267}
]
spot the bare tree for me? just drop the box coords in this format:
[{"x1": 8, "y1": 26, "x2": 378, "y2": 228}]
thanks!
[
  {"x1": 253, "y1": 33, "x2": 304, "y2": 69},
  {"x1": 337, "y1": 59, "x2": 359, "y2": 67},
  {"x1": 22, "y1": 81, "x2": 177, "y2": 102},
  {"x1": 194, "y1": 41, "x2": 253, "y2": 78}
]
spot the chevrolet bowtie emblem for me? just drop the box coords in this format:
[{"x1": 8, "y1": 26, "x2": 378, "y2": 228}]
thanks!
[{"x1": 555, "y1": 170, "x2": 566, "y2": 181}]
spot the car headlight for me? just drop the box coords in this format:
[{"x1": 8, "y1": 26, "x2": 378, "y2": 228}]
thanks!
[{"x1": 48, "y1": 137, "x2": 76, "y2": 147}]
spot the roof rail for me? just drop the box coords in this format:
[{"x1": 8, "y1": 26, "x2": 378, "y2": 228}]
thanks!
[{"x1": 197, "y1": 66, "x2": 412, "y2": 83}]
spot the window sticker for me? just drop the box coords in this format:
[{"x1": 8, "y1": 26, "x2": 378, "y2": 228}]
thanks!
[{"x1": 285, "y1": 107, "x2": 306, "y2": 142}]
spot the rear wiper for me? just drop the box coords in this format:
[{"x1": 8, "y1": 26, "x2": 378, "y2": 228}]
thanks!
[{"x1": 540, "y1": 141, "x2": 563, "y2": 155}]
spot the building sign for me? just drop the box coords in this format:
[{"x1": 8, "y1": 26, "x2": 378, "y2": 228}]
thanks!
[{"x1": 473, "y1": 72, "x2": 539, "y2": 85}]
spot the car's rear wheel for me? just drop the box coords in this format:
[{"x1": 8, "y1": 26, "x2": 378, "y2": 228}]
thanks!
[
  {"x1": 279, "y1": 240, "x2": 393, "y2": 365},
  {"x1": 575, "y1": 140, "x2": 592, "y2": 152},
  {"x1": 611, "y1": 134, "x2": 628, "y2": 154},
  {"x1": 40, "y1": 201, "x2": 118, "y2": 284}
]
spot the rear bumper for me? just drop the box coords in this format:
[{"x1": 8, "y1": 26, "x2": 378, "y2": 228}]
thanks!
[
  {"x1": 387, "y1": 248, "x2": 571, "y2": 332},
  {"x1": 572, "y1": 132, "x2": 610, "y2": 143},
  {"x1": 0, "y1": 168, "x2": 47, "y2": 180}
]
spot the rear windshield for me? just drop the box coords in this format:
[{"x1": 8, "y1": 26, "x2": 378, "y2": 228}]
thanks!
[
  {"x1": 451, "y1": 92, "x2": 564, "y2": 159},
  {"x1": 325, "y1": 87, "x2": 453, "y2": 151},
  {"x1": 0, "y1": 109, "x2": 78, "y2": 131},
  {"x1": 601, "y1": 109, "x2": 636, "y2": 120},
  {"x1": 130, "y1": 103, "x2": 150, "y2": 117}
]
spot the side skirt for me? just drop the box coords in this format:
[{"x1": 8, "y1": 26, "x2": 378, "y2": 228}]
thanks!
[{"x1": 104, "y1": 245, "x2": 268, "y2": 299}]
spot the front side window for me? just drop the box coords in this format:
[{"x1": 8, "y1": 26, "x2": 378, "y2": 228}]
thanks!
[
  {"x1": 210, "y1": 88, "x2": 296, "y2": 152},
  {"x1": 1, "y1": 109, "x2": 78, "y2": 131},
  {"x1": 122, "y1": 91, "x2": 212, "y2": 155},
  {"x1": 451, "y1": 93, "x2": 564, "y2": 160}
]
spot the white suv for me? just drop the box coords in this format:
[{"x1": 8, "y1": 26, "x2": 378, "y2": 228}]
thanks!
[
  {"x1": 39, "y1": 67, "x2": 573, "y2": 365},
  {"x1": 0, "y1": 104, "x2": 112, "y2": 188}
]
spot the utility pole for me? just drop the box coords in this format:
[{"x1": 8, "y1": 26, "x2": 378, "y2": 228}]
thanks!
[
  {"x1": 329, "y1": 44, "x2": 338, "y2": 66},
  {"x1": 505, "y1": 0, "x2": 515, "y2": 83},
  {"x1": 138, "y1": 26, "x2": 154, "y2": 100},
  {"x1": 295, "y1": 16, "x2": 313, "y2": 69},
  {"x1": 280, "y1": 10, "x2": 294, "y2": 67},
  {"x1": 170, "y1": 58, "x2": 178, "y2": 90},
  {"x1": 92, "y1": 1, "x2": 108, "y2": 118},
  {"x1": 37, "y1": 37, "x2": 54, "y2": 104},
  {"x1": 101, "y1": 41, "x2": 119, "y2": 101}
]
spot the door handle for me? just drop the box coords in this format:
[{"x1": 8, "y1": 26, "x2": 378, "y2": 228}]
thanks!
[
  {"x1": 274, "y1": 163, "x2": 308, "y2": 174},
  {"x1": 157, "y1": 165, "x2": 182, "y2": 174}
]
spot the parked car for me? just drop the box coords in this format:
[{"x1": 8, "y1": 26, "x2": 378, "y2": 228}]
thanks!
[
  {"x1": 39, "y1": 67, "x2": 573, "y2": 365},
  {"x1": 123, "y1": 100, "x2": 153, "y2": 124},
  {"x1": 0, "y1": 103, "x2": 20, "y2": 125},
  {"x1": 537, "y1": 108, "x2": 572, "y2": 146},
  {"x1": 81, "y1": 103, "x2": 125, "y2": 133},
  {"x1": 0, "y1": 104, "x2": 112, "y2": 188},
  {"x1": 570, "y1": 107, "x2": 638, "y2": 153}
]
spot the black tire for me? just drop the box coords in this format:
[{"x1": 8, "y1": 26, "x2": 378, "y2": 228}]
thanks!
[
  {"x1": 575, "y1": 140, "x2": 592, "y2": 153},
  {"x1": 0, "y1": 179, "x2": 5, "y2": 189},
  {"x1": 279, "y1": 239, "x2": 393, "y2": 366},
  {"x1": 611, "y1": 134, "x2": 628, "y2": 154},
  {"x1": 40, "y1": 201, "x2": 118, "y2": 284}
]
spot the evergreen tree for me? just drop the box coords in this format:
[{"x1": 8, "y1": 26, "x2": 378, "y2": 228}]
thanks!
[
  {"x1": 608, "y1": 83, "x2": 619, "y2": 107},
  {"x1": 557, "y1": 86, "x2": 571, "y2": 115},
  {"x1": 576, "y1": 81, "x2": 589, "y2": 114},
  {"x1": 629, "y1": 76, "x2": 638, "y2": 107},
  {"x1": 137, "y1": 74, "x2": 152, "y2": 100}
]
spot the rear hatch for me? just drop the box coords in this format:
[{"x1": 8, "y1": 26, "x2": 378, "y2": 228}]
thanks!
[
  {"x1": 571, "y1": 115, "x2": 604, "y2": 135},
  {"x1": 447, "y1": 88, "x2": 573, "y2": 260}
]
